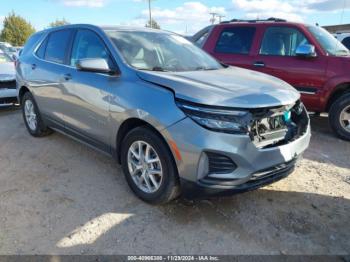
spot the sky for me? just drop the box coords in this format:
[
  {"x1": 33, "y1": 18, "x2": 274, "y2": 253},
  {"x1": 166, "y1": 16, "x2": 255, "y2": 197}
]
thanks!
[{"x1": 0, "y1": 0, "x2": 350, "y2": 35}]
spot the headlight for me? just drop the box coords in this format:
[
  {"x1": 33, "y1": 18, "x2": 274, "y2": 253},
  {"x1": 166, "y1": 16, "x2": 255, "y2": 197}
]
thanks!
[{"x1": 176, "y1": 99, "x2": 252, "y2": 134}]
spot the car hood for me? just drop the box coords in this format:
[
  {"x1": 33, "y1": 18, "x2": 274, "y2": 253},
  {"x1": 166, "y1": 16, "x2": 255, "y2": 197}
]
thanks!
[
  {"x1": 136, "y1": 66, "x2": 300, "y2": 108},
  {"x1": 0, "y1": 62, "x2": 15, "y2": 81}
]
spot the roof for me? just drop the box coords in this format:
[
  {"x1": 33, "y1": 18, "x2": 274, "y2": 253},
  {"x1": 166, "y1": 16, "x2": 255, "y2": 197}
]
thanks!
[
  {"x1": 41, "y1": 24, "x2": 170, "y2": 34},
  {"x1": 218, "y1": 17, "x2": 305, "y2": 27}
]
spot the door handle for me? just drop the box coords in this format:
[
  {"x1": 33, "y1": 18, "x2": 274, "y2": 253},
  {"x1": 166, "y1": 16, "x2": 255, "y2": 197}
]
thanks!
[
  {"x1": 31, "y1": 64, "x2": 36, "y2": 70},
  {"x1": 63, "y1": 73, "x2": 72, "y2": 81},
  {"x1": 253, "y1": 61, "x2": 265, "y2": 67}
]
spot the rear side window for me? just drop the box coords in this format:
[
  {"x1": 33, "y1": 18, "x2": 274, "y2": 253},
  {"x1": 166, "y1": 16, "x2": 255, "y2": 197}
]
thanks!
[
  {"x1": 260, "y1": 27, "x2": 309, "y2": 56},
  {"x1": 36, "y1": 37, "x2": 48, "y2": 59},
  {"x1": 342, "y1": 37, "x2": 350, "y2": 50},
  {"x1": 21, "y1": 32, "x2": 43, "y2": 57},
  {"x1": 214, "y1": 27, "x2": 256, "y2": 54},
  {"x1": 45, "y1": 30, "x2": 73, "y2": 64}
]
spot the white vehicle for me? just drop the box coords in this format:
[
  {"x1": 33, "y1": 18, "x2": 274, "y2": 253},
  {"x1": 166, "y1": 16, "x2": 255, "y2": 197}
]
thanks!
[
  {"x1": 0, "y1": 50, "x2": 17, "y2": 105},
  {"x1": 334, "y1": 32, "x2": 350, "y2": 50}
]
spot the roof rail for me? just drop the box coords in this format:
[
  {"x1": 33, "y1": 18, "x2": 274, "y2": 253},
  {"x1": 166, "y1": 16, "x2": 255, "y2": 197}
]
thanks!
[{"x1": 220, "y1": 17, "x2": 287, "y2": 24}]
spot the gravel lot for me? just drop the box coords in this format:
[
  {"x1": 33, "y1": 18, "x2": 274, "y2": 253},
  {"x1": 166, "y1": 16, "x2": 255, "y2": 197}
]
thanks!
[{"x1": 0, "y1": 106, "x2": 349, "y2": 255}]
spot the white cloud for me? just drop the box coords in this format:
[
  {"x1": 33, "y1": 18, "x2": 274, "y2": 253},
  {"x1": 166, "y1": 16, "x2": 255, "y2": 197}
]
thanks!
[
  {"x1": 130, "y1": 1, "x2": 226, "y2": 34},
  {"x1": 231, "y1": 0, "x2": 303, "y2": 22},
  {"x1": 60, "y1": 0, "x2": 107, "y2": 7},
  {"x1": 230, "y1": 0, "x2": 350, "y2": 22}
]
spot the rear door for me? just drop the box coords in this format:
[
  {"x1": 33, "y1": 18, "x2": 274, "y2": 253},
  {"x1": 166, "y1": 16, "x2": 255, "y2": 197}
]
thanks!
[
  {"x1": 204, "y1": 25, "x2": 257, "y2": 69},
  {"x1": 252, "y1": 25, "x2": 328, "y2": 110},
  {"x1": 30, "y1": 29, "x2": 74, "y2": 125}
]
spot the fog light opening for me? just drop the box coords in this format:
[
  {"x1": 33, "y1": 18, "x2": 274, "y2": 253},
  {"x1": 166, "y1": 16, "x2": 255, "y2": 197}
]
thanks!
[{"x1": 197, "y1": 152, "x2": 209, "y2": 180}]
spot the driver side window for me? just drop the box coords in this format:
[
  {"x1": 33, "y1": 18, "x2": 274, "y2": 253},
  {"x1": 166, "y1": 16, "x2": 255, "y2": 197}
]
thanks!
[
  {"x1": 260, "y1": 27, "x2": 309, "y2": 56},
  {"x1": 70, "y1": 29, "x2": 112, "y2": 67}
]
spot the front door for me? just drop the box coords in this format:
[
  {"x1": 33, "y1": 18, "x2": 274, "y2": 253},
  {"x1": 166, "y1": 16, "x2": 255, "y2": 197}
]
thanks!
[{"x1": 60, "y1": 29, "x2": 118, "y2": 151}]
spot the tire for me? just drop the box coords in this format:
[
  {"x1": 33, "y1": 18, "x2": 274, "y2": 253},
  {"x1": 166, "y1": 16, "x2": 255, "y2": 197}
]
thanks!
[
  {"x1": 329, "y1": 93, "x2": 350, "y2": 141},
  {"x1": 21, "y1": 92, "x2": 52, "y2": 137},
  {"x1": 121, "y1": 127, "x2": 180, "y2": 204}
]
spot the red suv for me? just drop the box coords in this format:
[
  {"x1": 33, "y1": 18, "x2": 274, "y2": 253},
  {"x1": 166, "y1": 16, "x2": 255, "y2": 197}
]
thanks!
[{"x1": 193, "y1": 18, "x2": 350, "y2": 140}]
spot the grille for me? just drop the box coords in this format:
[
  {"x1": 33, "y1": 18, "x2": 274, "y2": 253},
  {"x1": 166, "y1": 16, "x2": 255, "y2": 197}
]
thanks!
[
  {"x1": 0, "y1": 80, "x2": 16, "y2": 89},
  {"x1": 206, "y1": 152, "x2": 237, "y2": 174}
]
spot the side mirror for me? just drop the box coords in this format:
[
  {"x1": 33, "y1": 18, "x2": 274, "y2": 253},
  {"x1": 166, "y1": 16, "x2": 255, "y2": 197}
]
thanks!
[
  {"x1": 296, "y1": 44, "x2": 317, "y2": 58},
  {"x1": 76, "y1": 58, "x2": 114, "y2": 74}
]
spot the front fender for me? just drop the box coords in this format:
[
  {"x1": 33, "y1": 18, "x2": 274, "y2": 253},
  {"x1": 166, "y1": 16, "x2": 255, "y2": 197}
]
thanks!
[{"x1": 108, "y1": 78, "x2": 186, "y2": 149}]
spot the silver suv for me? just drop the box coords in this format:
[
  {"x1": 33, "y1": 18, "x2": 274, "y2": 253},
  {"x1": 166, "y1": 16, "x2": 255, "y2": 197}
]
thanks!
[{"x1": 16, "y1": 25, "x2": 311, "y2": 203}]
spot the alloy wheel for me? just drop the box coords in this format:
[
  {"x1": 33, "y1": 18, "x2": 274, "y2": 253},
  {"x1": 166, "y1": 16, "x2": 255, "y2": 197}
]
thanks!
[
  {"x1": 340, "y1": 105, "x2": 350, "y2": 132},
  {"x1": 24, "y1": 100, "x2": 37, "y2": 131},
  {"x1": 127, "y1": 140, "x2": 163, "y2": 193}
]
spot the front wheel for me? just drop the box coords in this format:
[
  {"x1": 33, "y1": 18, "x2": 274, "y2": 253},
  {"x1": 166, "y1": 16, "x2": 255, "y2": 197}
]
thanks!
[
  {"x1": 22, "y1": 92, "x2": 52, "y2": 137},
  {"x1": 329, "y1": 93, "x2": 350, "y2": 141},
  {"x1": 121, "y1": 127, "x2": 180, "y2": 204}
]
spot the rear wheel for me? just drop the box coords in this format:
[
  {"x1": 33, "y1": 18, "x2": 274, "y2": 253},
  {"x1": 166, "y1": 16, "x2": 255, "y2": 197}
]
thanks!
[
  {"x1": 121, "y1": 127, "x2": 180, "y2": 204},
  {"x1": 22, "y1": 92, "x2": 52, "y2": 137},
  {"x1": 329, "y1": 93, "x2": 350, "y2": 141}
]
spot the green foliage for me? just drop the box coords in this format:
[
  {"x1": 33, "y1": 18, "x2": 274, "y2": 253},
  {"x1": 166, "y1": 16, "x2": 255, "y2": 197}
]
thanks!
[
  {"x1": 145, "y1": 19, "x2": 161, "y2": 29},
  {"x1": 48, "y1": 18, "x2": 70, "y2": 28},
  {"x1": 0, "y1": 12, "x2": 36, "y2": 46}
]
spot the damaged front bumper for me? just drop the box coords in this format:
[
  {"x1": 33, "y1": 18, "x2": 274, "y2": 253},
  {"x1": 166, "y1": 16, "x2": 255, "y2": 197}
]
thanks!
[{"x1": 162, "y1": 101, "x2": 311, "y2": 198}]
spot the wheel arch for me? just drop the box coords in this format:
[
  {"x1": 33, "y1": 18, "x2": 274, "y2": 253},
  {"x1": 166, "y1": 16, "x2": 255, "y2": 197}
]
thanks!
[
  {"x1": 326, "y1": 82, "x2": 350, "y2": 112},
  {"x1": 18, "y1": 86, "x2": 31, "y2": 104},
  {"x1": 115, "y1": 118, "x2": 179, "y2": 175}
]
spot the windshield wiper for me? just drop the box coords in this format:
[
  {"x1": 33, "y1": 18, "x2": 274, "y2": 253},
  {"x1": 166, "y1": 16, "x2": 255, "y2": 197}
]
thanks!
[
  {"x1": 138, "y1": 67, "x2": 168, "y2": 72},
  {"x1": 194, "y1": 66, "x2": 217, "y2": 71}
]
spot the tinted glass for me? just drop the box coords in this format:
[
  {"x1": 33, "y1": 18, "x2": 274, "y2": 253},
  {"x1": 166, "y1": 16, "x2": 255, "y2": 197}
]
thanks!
[
  {"x1": 260, "y1": 27, "x2": 309, "y2": 56},
  {"x1": 342, "y1": 37, "x2": 350, "y2": 50},
  {"x1": 70, "y1": 29, "x2": 112, "y2": 67},
  {"x1": 45, "y1": 30, "x2": 72, "y2": 64},
  {"x1": 215, "y1": 27, "x2": 256, "y2": 54},
  {"x1": 21, "y1": 32, "x2": 43, "y2": 57},
  {"x1": 106, "y1": 30, "x2": 222, "y2": 72},
  {"x1": 36, "y1": 37, "x2": 48, "y2": 59}
]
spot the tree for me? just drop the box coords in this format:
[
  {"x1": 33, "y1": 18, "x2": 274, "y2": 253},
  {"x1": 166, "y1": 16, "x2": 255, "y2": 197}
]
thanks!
[
  {"x1": 48, "y1": 18, "x2": 70, "y2": 28},
  {"x1": 0, "y1": 12, "x2": 35, "y2": 46},
  {"x1": 145, "y1": 19, "x2": 160, "y2": 29}
]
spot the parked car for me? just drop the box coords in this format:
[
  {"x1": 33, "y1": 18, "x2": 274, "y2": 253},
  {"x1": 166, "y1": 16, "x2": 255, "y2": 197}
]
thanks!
[
  {"x1": 0, "y1": 42, "x2": 18, "y2": 57},
  {"x1": 334, "y1": 32, "x2": 350, "y2": 50},
  {"x1": 193, "y1": 18, "x2": 350, "y2": 140},
  {"x1": 0, "y1": 50, "x2": 17, "y2": 105},
  {"x1": 16, "y1": 24, "x2": 310, "y2": 203}
]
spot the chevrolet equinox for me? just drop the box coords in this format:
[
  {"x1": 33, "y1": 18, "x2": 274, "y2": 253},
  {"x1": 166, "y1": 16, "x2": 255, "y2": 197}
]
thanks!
[{"x1": 16, "y1": 25, "x2": 311, "y2": 204}]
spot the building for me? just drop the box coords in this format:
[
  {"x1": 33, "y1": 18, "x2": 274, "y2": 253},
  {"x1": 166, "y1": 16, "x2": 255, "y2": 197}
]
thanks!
[{"x1": 323, "y1": 24, "x2": 350, "y2": 33}]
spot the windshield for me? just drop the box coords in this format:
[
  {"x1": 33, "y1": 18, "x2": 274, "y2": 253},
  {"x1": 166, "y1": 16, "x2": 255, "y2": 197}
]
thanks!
[
  {"x1": 308, "y1": 26, "x2": 350, "y2": 56},
  {"x1": 105, "y1": 30, "x2": 223, "y2": 72},
  {"x1": 0, "y1": 53, "x2": 12, "y2": 63}
]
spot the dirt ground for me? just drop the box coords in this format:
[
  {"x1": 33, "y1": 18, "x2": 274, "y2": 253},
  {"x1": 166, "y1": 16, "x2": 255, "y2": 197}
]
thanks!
[{"x1": 0, "y1": 106, "x2": 349, "y2": 255}]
